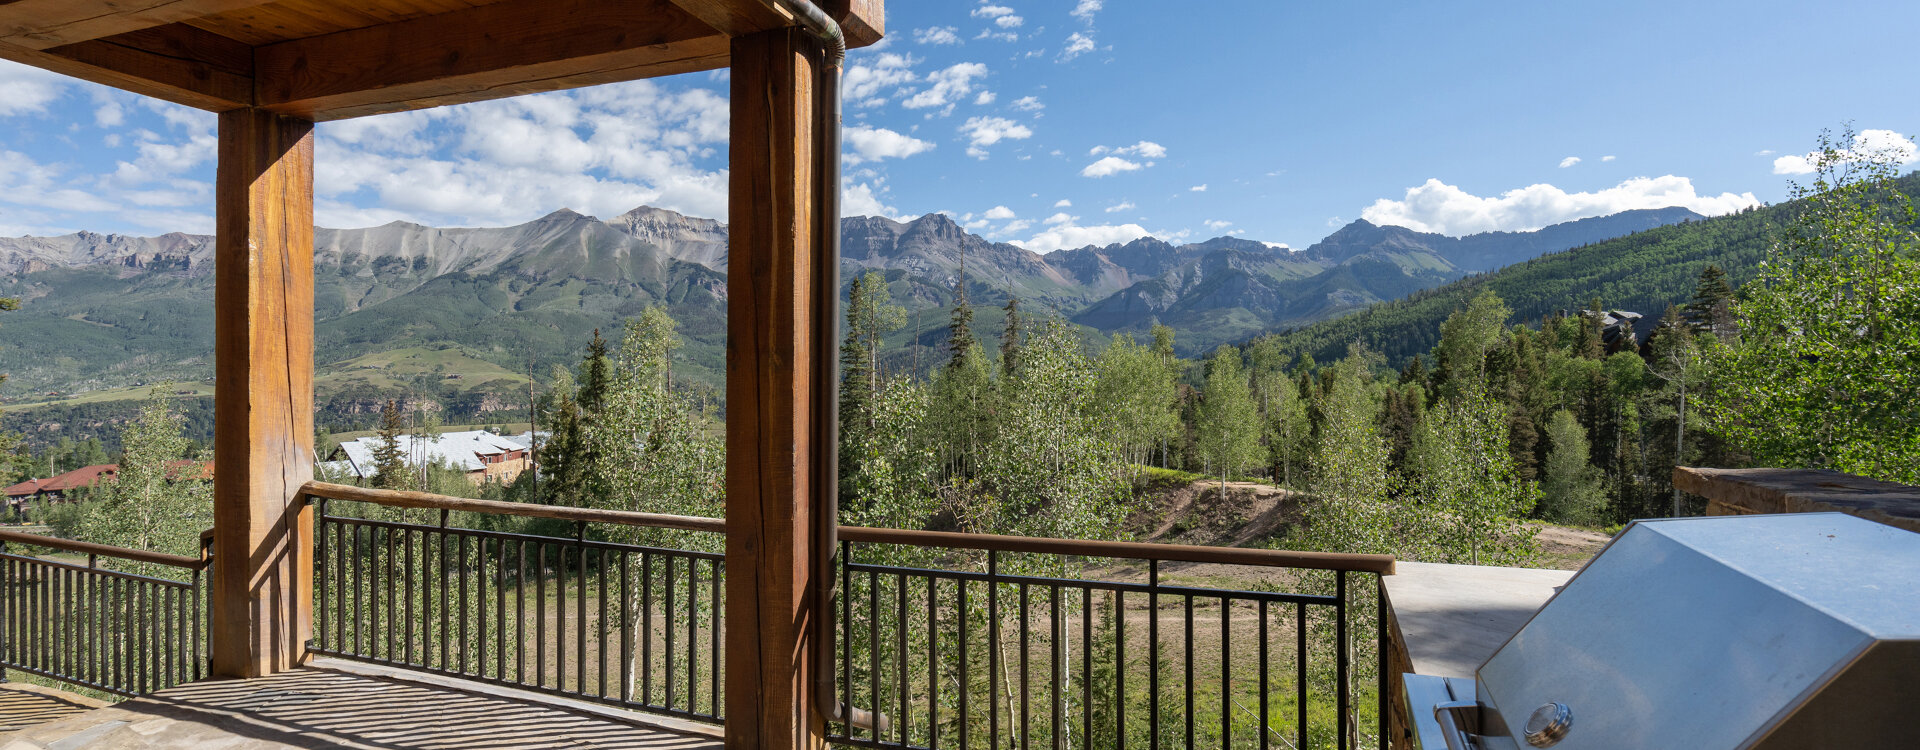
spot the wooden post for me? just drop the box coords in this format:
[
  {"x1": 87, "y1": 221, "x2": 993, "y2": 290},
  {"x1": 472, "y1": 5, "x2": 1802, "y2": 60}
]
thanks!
[
  {"x1": 210, "y1": 108, "x2": 316, "y2": 678},
  {"x1": 725, "y1": 26, "x2": 824, "y2": 750}
]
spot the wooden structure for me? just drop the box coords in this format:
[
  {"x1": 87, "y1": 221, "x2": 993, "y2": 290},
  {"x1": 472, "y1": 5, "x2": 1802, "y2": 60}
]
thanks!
[
  {"x1": 1675, "y1": 466, "x2": 1920, "y2": 534},
  {"x1": 0, "y1": 2, "x2": 881, "y2": 747}
]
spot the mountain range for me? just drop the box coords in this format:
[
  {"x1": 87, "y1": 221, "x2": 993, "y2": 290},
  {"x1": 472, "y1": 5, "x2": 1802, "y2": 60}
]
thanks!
[{"x1": 0, "y1": 203, "x2": 1704, "y2": 425}]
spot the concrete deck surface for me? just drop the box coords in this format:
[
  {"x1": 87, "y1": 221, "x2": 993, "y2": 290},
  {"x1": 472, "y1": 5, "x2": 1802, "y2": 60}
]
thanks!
[
  {"x1": 1384, "y1": 561, "x2": 1575, "y2": 678},
  {"x1": 1, "y1": 665, "x2": 723, "y2": 749}
]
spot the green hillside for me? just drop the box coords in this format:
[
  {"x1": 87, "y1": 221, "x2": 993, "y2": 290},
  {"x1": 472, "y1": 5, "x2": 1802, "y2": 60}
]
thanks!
[{"x1": 1250, "y1": 174, "x2": 1920, "y2": 366}]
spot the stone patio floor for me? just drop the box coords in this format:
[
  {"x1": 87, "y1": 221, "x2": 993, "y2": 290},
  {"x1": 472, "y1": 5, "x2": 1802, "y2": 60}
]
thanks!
[{"x1": 0, "y1": 663, "x2": 723, "y2": 749}]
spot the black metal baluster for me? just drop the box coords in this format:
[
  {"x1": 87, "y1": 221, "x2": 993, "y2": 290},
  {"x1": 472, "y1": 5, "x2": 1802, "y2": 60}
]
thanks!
[
  {"x1": 352, "y1": 524, "x2": 363, "y2": 658},
  {"x1": 1379, "y1": 578, "x2": 1389, "y2": 750},
  {"x1": 929, "y1": 576, "x2": 939, "y2": 750},
  {"x1": 600, "y1": 547, "x2": 610, "y2": 700},
  {"x1": 404, "y1": 527, "x2": 415, "y2": 666},
  {"x1": 1296, "y1": 603, "x2": 1306, "y2": 750},
  {"x1": 1222, "y1": 597, "x2": 1231, "y2": 749},
  {"x1": 335, "y1": 522, "x2": 346, "y2": 660},
  {"x1": 620, "y1": 551, "x2": 633, "y2": 704},
  {"x1": 517, "y1": 540, "x2": 527, "y2": 684},
  {"x1": 1337, "y1": 571, "x2": 1350, "y2": 750},
  {"x1": 1021, "y1": 581, "x2": 1030, "y2": 750},
  {"x1": 316, "y1": 505, "x2": 328, "y2": 653},
  {"x1": 688, "y1": 557, "x2": 698, "y2": 710},
  {"x1": 1083, "y1": 586, "x2": 1092, "y2": 750},
  {"x1": 556, "y1": 542, "x2": 567, "y2": 693},
  {"x1": 1185, "y1": 595, "x2": 1194, "y2": 750},
  {"x1": 666, "y1": 553, "x2": 677, "y2": 709},
  {"x1": 439, "y1": 512, "x2": 451, "y2": 671},
  {"x1": 958, "y1": 576, "x2": 970, "y2": 750},
  {"x1": 710, "y1": 559, "x2": 721, "y2": 717},
  {"x1": 989, "y1": 551, "x2": 1000, "y2": 750},
  {"x1": 1259, "y1": 600, "x2": 1269, "y2": 750},
  {"x1": 1116, "y1": 590, "x2": 1125, "y2": 750},
  {"x1": 841, "y1": 541, "x2": 852, "y2": 735},
  {"x1": 897, "y1": 572, "x2": 908, "y2": 746},
  {"x1": 460, "y1": 532, "x2": 471, "y2": 675},
  {"x1": 575, "y1": 523, "x2": 587, "y2": 697},
  {"x1": 868, "y1": 569, "x2": 879, "y2": 741},
  {"x1": 642, "y1": 551, "x2": 653, "y2": 705},
  {"x1": 385, "y1": 526, "x2": 396, "y2": 662},
  {"x1": 476, "y1": 534, "x2": 488, "y2": 678},
  {"x1": 1149, "y1": 560, "x2": 1159, "y2": 750},
  {"x1": 537, "y1": 543, "x2": 547, "y2": 689},
  {"x1": 497, "y1": 539, "x2": 508, "y2": 681},
  {"x1": 1052, "y1": 584, "x2": 1064, "y2": 750}
]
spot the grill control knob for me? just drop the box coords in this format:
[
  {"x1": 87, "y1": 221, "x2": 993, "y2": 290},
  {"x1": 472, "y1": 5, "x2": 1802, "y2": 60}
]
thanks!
[{"x1": 1524, "y1": 702, "x2": 1573, "y2": 747}]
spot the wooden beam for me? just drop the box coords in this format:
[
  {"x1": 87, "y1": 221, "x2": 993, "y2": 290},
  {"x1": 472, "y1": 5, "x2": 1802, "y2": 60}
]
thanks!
[
  {"x1": 0, "y1": 23, "x2": 251, "y2": 112},
  {"x1": 665, "y1": 0, "x2": 793, "y2": 38},
  {"x1": 0, "y1": 0, "x2": 280, "y2": 50},
  {"x1": 725, "y1": 26, "x2": 824, "y2": 750},
  {"x1": 253, "y1": 0, "x2": 729, "y2": 121},
  {"x1": 210, "y1": 108, "x2": 315, "y2": 679},
  {"x1": 822, "y1": 0, "x2": 884, "y2": 49}
]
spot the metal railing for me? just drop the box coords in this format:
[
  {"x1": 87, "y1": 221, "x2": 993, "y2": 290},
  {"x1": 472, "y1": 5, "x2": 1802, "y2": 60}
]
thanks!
[
  {"x1": 299, "y1": 482, "x2": 1397, "y2": 748},
  {"x1": 301, "y1": 482, "x2": 727, "y2": 725},
  {"x1": 828, "y1": 527, "x2": 1396, "y2": 750},
  {"x1": 0, "y1": 528, "x2": 211, "y2": 697}
]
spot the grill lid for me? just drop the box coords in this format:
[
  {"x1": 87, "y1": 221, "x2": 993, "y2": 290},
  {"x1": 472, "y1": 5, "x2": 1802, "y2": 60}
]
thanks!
[{"x1": 1474, "y1": 513, "x2": 1920, "y2": 750}]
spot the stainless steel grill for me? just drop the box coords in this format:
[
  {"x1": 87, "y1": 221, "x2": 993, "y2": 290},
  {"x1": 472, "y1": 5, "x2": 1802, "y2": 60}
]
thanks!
[{"x1": 1405, "y1": 512, "x2": 1920, "y2": 750}]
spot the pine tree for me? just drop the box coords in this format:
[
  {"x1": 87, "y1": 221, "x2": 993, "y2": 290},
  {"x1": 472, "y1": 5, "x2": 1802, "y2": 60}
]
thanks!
[
  {"x1": 578, "y1": 328, "x2": 611, "y2": 415},
  {"x1": 1683, "y1": 264, "x2": 1736, "y2": 340},
  {"x1": 946, "y1": 278, "x2": 976, "y2": 370},
  {"x1": 1000, "y1": 296, "x2": 1023, "y2": 375},
  {"x1": 371, "y1": 399, "x2": 408, "y2": 489},
  {"x1": 539, "y1": 366, "x2": 587, "y2": 506}
]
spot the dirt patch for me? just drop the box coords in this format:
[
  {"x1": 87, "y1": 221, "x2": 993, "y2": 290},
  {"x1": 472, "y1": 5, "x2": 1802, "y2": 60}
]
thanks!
[
  {"x1": 1526, "y1": 522, "x2": 1611, "y2": 570},
  {"x1": 1130, "y1": 479, "x2": 1306, "y2": 548}
]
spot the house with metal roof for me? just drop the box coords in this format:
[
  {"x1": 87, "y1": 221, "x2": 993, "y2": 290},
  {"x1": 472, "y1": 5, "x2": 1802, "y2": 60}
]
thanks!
[{"x1": 325, "y1": 430, "x2": 533, "y2": 485}]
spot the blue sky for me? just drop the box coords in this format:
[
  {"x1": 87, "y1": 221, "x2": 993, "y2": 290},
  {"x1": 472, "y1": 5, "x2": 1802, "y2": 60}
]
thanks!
[{"x1": 1, "y1": 0, "x2": 1916, "y2": 251}]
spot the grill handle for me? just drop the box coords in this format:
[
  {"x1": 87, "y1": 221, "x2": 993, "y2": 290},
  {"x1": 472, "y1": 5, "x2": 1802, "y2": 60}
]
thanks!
[{"x1": 1434, "y1": 700, "x2": 1482, "y2": 750}]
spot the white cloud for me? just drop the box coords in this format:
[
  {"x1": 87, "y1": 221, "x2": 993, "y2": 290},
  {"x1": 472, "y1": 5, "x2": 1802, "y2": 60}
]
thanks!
[
  {"x1": 1011, "y1": 96, "x2": 1044, "y2": 112},
  {"x1": 1071, "y1": 0, "x2": 1103, "y2": 23},
  {"x1": 1104, "y1": 200, "x2": 1135, "y2": 213},
  {"x1": 1263, "y1": 242, "x2": 1292, "y2": 251},
  {"x1": 842, "y1": 181, "x2": 898, "y2": 218},
  {"x1": 1060, "y1": 32, "x2": 1096, "y2": 61},
  {"x1": 1755, "y1": 149, "x2": 1775, "y2": 157},
  {"x1": 1000, "y1": 219, "x2": 1032, "y2": 233},
  {"x1": 974, "y1": 90, "x2": 996, "y2": 106},
  {"x1": 996, "y1": 15, "x2": 1025, "y2": 28},
  {"x1": 1558, "y1": 156, "x2": 1581, "y2": 168},
  {"x1": 843, "y1": 125, "x2": 934, "y2": 164},
  {"x1": 1601, "y1": 155, "x2": 1617, "y2": 162},
  {"x1": 1189, "y1": 184, "x2": 1208, "y2": 192},
  {"x1": 972, "y1": 4, "x2": 1016, "y2": 18},
  {"x1": 983, "y1": 205, "x2": 1017, "y2": 220},
  {"x1": 0, "y1": 61, "x2": 68, "y2": 117},
  {"x1": 976, "y1": 30, "x2": 1019, "y2": 42},
  {"x1": 1092, "y1": 141, "x2": 1166, "y2": 158},
  {"x1": 1081, "y1": 156, "x2": 1143, "y2": 177},
  {"x1": 1772, "y1": 129, "x2": 1918, "y2": 175},
  {"x1": 903, "y1": 62, "x2": 988, "y2": 115},
  {"x1": 958, "y1": 116, "x2": 1032, "y2": 158},
  {"x1": 842, "y1": 53, "x2": 918, "y2": 107},
  {"x1": 1044, "y1": 212, "x2": 1077, "y2": 225},
  {"x1": 1204, "y1": 219, "x2": 1232, "y2": 230},
  {"x1": 1361, "y1": 175, "x2": 1762, "y2": 236},
  {"x1": 1053, "y1": 198, "x2": 1072, "y2": 207},
  {"x1": 914, "y1": 26, "x2": 962, "y2": 45},
  {"x1": 1014, "y1": 222, "x2": 1154, "y2": 253}
]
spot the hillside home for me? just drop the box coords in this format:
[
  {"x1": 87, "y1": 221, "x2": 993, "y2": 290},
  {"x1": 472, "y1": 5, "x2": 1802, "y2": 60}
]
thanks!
[
  {"x1": 3, "y1": 464, "x2": 117, "y2": 517},
  {"x1": 324, "y1": 429, "x2": 532, "y2": 484}
]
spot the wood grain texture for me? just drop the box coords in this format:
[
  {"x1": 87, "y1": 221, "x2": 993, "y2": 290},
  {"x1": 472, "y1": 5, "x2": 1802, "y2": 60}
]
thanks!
[
  {"x1": 211, "y1": 108, "x2": 315, "y2": 679},
  {"x1": 253, "y1": 0, "x2": 728, "y2": 121},
  {"x1": 665, "y1": 0, "x2": 789, "y2": 38},
  {"x1": 300, "y1": 481, "x2": 728, "y2": 533},
  {"x1": 184, "y1": 0, "x2": 502, "y2": 46},
  {"x1": 725, "y1": 26, "x2": 823, "y2": 750},
  {"x1": 0, "y1": 0, "x2": 279, "y2": 49},
  {"x1": 0, "y1": 23, "x2": 252, "y2": 111},
  {"x1": 822, "y1": 0, "x2": 883, "y2": 49},
  {"x1": 1676, "y1": 466, "x2": 1920, "y2": 533}
]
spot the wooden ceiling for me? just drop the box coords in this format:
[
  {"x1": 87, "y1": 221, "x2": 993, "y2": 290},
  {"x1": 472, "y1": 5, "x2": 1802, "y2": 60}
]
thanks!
[{"x1": 0, "y1": 0, "x2": 880, "y2": 121}]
